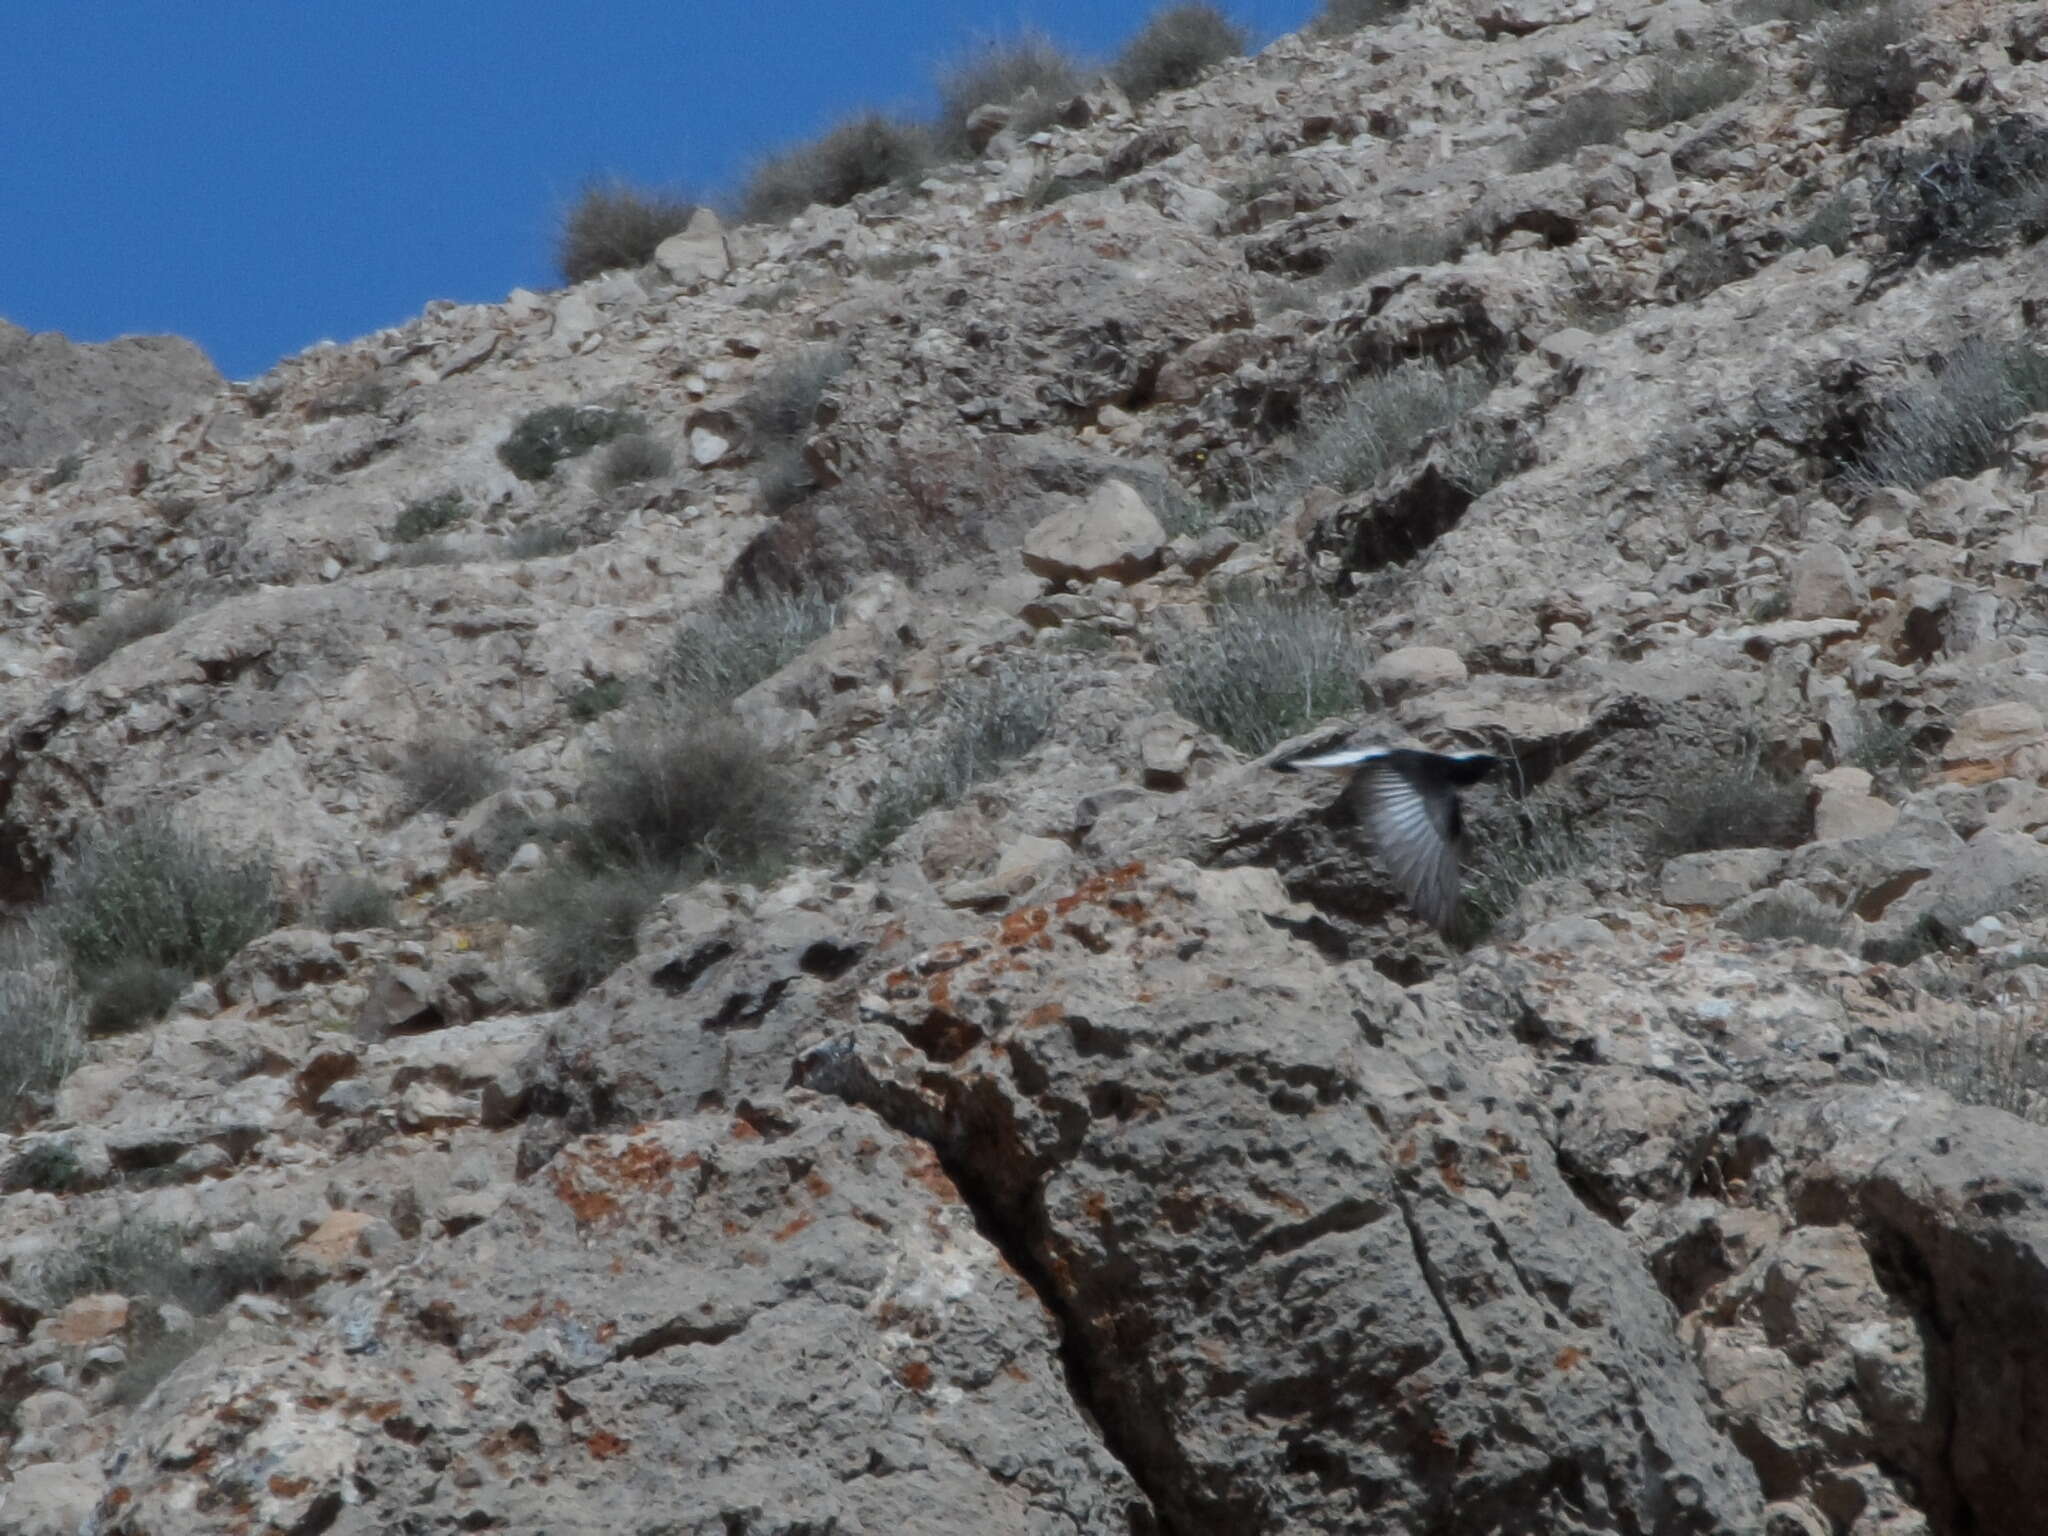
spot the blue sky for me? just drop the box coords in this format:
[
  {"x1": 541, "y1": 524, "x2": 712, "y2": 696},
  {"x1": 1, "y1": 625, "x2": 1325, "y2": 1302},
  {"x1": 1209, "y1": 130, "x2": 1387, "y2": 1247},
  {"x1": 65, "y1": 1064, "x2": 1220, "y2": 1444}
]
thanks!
[{"x1": 2, "y1": 2, "x2": 1314, "y2": 380}]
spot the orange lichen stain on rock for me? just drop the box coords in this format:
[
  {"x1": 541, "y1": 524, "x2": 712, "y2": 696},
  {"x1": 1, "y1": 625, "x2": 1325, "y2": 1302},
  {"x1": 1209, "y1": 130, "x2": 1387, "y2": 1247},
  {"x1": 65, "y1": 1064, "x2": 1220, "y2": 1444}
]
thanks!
[
  {"x1": 1396, "y1": 1138, "x2": 1420, "y2": 1166},
  {"x1": 585, "y1": 1430, "x2": 631, "y2": 1460},
  {"x1": 1554, "y1": 1346, "x2": 1587, "y2": 1372},
  {"x1": 360, "y1": 1400, "x2": 403, "y2": 1424},
  {"x1": 1003, "y1": 1361, "x2": 1031, "y2": 1382},
  {"x1": 1025, "y1": 1002, "x2": 1064, "y2": 1029},
  {"x1": 901, "y1": 1143, "x2": 962, "y2": 1205},
  {"x1": 295, "y1": 1393, "x2": 336, "y2": 1412},
  {"x1": 999, "y1": 906, "x2": 1051, "y2": 948},
  {"x1": 1253, "y1": 1185, "x2": 1311, "y2": 1217},
  {"x1": 1082, "y1": 1190, "x2": 1109, "y2": 1223},
  {"x1": 458, "y1": 1382, "x2": 479, "y2": 1405},
  {"x1": 1052, "y1": 861, "x2": 1147, "y2": 918},
  {"x1": 773, "y1": 1212, "x2": 815, "y2": 1242},
  {"x1": 1511, "y1": 1159, "x2": 1531, "y2": 1181},
  {"x1": 502, "y1": 1301, "x2": 547, "y2": 1334},
  {"x1": 104, "y1": 1487, "x2": 133, "y2": 1512},
  {"x1": 898, "y1": 1360, "x2": 934, "y2": 1392},
  {"x1": 804, "y1": 1171, "x2": 833, "y2": 1198},
  {"x1": 729, "y1": 1117, "x2": 761, "y2": 1141},
  {"x1": 596, "y1": 1322, "x2": 617, "y2": 1345},
  {"x1": 551, "y1": 1137, "x2": 677, "y2": 1228},
  {"x1": 927, "y1": 971, "x2": 953, "y2": 1009},
  {"x1": 1437, "y1": 1148, "x2": 1466, "y2": 1193},
  {"x1": 267, "y1": 1474, "x2": 312, "y2": 1499}
]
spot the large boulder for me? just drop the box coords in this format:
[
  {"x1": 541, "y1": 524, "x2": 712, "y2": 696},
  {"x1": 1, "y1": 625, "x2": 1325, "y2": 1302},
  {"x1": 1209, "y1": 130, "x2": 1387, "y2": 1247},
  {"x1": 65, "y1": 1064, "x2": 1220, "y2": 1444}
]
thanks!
[{"x1": 0, "y1": 318, "x2": 220, "y2": 468}]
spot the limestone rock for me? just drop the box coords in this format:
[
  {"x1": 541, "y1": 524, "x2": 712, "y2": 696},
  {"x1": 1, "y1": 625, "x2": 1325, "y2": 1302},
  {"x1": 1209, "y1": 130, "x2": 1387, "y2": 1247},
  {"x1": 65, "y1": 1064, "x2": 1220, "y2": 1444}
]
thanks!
[
  {"x1": 1787, "y1": 543, "x2": 1866, "y2": 620},
  {"x1": 1371, "y1": 644, "x2": 1466, "y2": 700},
  {"x1": 1661, "y1": 848, "x2": 1787, "y2": 907},
  {"x1": 0, "y1": 319, "x2": 219, "y2": 468},
  {"x1": 1021, "y1": 479, "x2": 1167, "y2": 587},
  {"x1": 654, "y1": 207, "x2": 731, "y2": 288}
]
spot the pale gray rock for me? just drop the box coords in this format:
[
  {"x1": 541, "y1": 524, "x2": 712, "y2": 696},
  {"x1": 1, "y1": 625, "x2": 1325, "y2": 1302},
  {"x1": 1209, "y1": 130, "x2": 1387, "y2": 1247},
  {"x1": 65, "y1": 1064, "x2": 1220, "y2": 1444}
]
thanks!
[
  {"x1": 0, "y1": 318, "x2": 219, "y2": 468},
  {"x1": 1661, "y1": 848, "x2": 1787, "y2": 908},
  {"x1": 1786, "y1": 543, "x2": 1865, "y2": 621},
  {"x1": 0, "y1": 1457, "x2": 103, "y2": 1536},
  {"x1": 653, "y1": 207, "x2": 731, "y2": 288},
  {"x1": 1022, "y1": 479, "x2": 1168, "y2": 587}
]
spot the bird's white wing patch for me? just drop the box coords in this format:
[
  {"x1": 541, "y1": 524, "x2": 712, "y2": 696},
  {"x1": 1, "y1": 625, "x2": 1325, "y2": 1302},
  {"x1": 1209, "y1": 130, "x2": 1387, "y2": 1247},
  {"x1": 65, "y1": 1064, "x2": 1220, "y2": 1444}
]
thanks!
[
  {"x1": 1354, "y1": 761, "x2": 1459, "y2": 931},
  {"x1": 1284, "y1": 747, "x2": 1391, "y2": 771}
]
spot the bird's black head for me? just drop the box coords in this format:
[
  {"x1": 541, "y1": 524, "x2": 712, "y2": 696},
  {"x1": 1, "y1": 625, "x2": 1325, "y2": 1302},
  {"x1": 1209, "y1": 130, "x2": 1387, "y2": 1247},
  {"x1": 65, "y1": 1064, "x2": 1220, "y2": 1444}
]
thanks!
[{"x1": 1441, "y1": 752, "x2": 1504, "y2": 788}]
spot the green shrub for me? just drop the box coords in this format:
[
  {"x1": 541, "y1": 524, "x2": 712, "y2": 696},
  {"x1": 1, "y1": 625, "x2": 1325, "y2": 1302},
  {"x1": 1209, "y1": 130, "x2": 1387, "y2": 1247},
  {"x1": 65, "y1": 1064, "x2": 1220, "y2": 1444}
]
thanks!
[
  {"x1": 502, "y1": 860, "x2": 674, "y2": 1003},
  {"x1": 1649, "y1": 755, "x2": 1811, "y2": 857},
  {"x1": 28, "y1": 1218, "x2": 284, "y2": 1315},
  {"x1": 1113, "y1": 4, "x2": 1247, "y2": 104},
  {"x1": 742, "y1": 348, "x2": 849, "y2": 448},
  {"x1": 0, "y1": 940, "x2": 84, "y2": 1128},
  {"x1": 497, "y1": 403, "x2": 647, "y2": 482},
  {"x1": 1288, "y1": 360, "x2": 1493, "y2": 498},
  {"x1": 317, "y1": 874, "x2": 396, "y2": 932},
  {"x1": 1847, "y1": 714, "x2": 1922, "y2": 783},
  {"x1": 1794, "y1": 191, "x2": 1859, "y2": 254},
  {"x1": 1848, "y1": 338, "x2": 2048, "y2": 494},
  {"x1": 391, "y1": 491, "x2": 466, "y2": 544},
  {"x1": 1874, "y1": 116, "x2": 2048, "y2": 265},
  {"x1": 43, "y1": 452, "x2": 82, "y2": 489},
  {"x1": 577, "y1": 714, "x2": 796, "y2": 874},
  {"x1": 597, "y1": 432, "x2": 674, "y2": 490},
  {"x1": 1157, "y1": 592, "x2": 1370, "y2": 757},
  {"x1": 740, "y1": 113, "x2": 933, "y2": 224},
  {"x1": 1311, "y1": 0, "x2": 1416, "y2": 34},
  {"x1": 846, "y1": 664, "x2": 1059, "y2": 871},
  {"x1": 1809, "y1": 1, "x2": 1924, "y2": 131},
  {"x1": 557, "y1": 180, "x2": 695, "y2": 284},
  {"x1": 1516, "y1": 90, "x2": 1632, "y2": 170},
  {"x1": 1637, "y1": 56, "x2": 1755, "y2": 130},
  {"x1": 666, "y1": 590, "x2": 838, "y2": 711},
  {"x1": 567, "y1": 677, "x2": 629, "y2": 721},
  {"x1": 1322, "y1": 226, "x2": 1464, "y2": 286},
  {"x1": 43, "y1": 816, "x2": 276, "y2": 1015},
  {"x1": 1896, "y1": 1002, "x2": 2048, "y2": 1124},
  {"x1": 85, "y1": 958, "x2": 190, "y2": 1035},
  {"x1": 73, "y1": 592, "x2": 187, "y2": 672},
  {"x1": 505, "y1": 525, "x2": 582, "y2": 560},
  {"x1": 1726, "y1": 893, "x2": 1854, "y2": 947},
  {"x1": 398, "y1": 735, "x2": 504, "y2": 817},
  {"x1": 935, "y1": 31, "x2": 1083, "y2": 154},
  {"x1": 1454, "y1": 792, "x2": 1606, "y2": 944}
]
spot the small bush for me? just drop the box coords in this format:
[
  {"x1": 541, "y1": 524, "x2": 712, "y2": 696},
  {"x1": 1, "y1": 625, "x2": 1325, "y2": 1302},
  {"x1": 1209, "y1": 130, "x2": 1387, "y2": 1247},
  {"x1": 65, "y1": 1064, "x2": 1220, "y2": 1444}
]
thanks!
[
  {"x1": 1454, "y1": 792, "x2": 1606, "y2": 944},
  {"x1": 740, "y1": 113, "x2": 933, "y2": 225},
  {"x1": 1662, "y1": 226, "x2": 1752, "y2": 301},
  {"x1": 1516, "y1": 91, "x2": 1632, "y2": 171},
  {"x1": 389, "y1": 538, "x2": 468, "y2": 569},
  {"x1": 1637, "y1": 56, "x2": 1754, "y2": 130},
  {"x1": 304, "y1": 376, "x2": 389, "y2": 422},
  {"x1": 1288, "y1": 360, "x2": 1493, "y2": 498},
  {"x1": 1157, "y1": 592, "x2": 1370, "y2": 757},
  {"x1": 108, "y1": 1319, "x2": 223, "y2": 1409},
  {"x1": 1113, "y1": 4, "x2": 1247, "y2": 104},
  {"x1": 1650, "y1": 755, "x2": 1811, "y2": 857},
  {"x1": 497, "y1": 403, "x2": 647, "y2": 482},
  {"x1": 597, "y1": 432, "x2": 674, "y2": 490},
  {"x1": 398, "y1": 735, "x2": 504, "y2": 818},
  {"x1": 29, "y1": 1218, "x2": 284, "y2": 1316},
  {"x1": 43, "y1": 815, "x2": 276, "y2": 1008},
  {"x1": 846, "y1": 663, "x2": 1059, "y2": 871},
  {"x1": 1847, "y1": 714, "x2": 1922, "y2": 783},
  {"x1": 391, "y1": 491, "x2": 466, "y2": 544},
  {"x1": 1733, "y1": 0, "x2": 1859, "y2": 23},
  {"x1": 1848, "y1": 338, "x2": 2048, "y2": 494},
  {"x1": 1874, "y1": 116, "x2": 2048, "y2": 265},
  {"x1": 1726, "y1": 893, "x2": 1854, "y2": 947},
  {"x1": 557, "y1": 180, "x2": 695, "y2": 284},
  {"x1": 567, "y1": 677, "x2": 629, "y2": 721},
  {"x1": 85, "y1": 958, "x2": 190, "y2": 1035},
  {"x1": 318, "y1": 874, "x2": 396, "y2": 932},
  {"x1": 1895, "y1": 1003, "x2": 2048, "y2": 1124},
  {"x1": 1794, "y1": 191, "x2": 1859, "y2": 254},
  {"x1": 73, "y1": 592, "x2": 186, "y2": 672},
  {"x1": 935, "y1": 32, "x2": 1083, "y2": 154},
  {"x1": 1322, "y1": 226, "x2": 1464, "y2": 287},
  {"x1": 577, "y1": 714, "x2": 796, "y2": 874},
  {"x1": 505, "y1": 524, "x2": 583, "y2": 560},
  {"x1": 1862, "y1": 912, "x2": 1954, "y2": 967},
  {"x1": 1809, "y1": 1, "x2": 1924, "y2": 131},
  {"x1": 503, "y1": 860, "x2": 674, "y2": 1004},
  {"x1": 43, "y1": 453, "x2": 82, "y2": 488},
  {"x1": 667, "y1": 590, "x2": 838, "y2": 711},
  {"x1": 742, "y1": 348, "x2": 850, "y2": 448},
  {"x1": 1311, "y1": 0, "x2": 1416, "y2": 34},
  {"x1": 0, "y1": 941, "x2": 84, "y2": 1128}
]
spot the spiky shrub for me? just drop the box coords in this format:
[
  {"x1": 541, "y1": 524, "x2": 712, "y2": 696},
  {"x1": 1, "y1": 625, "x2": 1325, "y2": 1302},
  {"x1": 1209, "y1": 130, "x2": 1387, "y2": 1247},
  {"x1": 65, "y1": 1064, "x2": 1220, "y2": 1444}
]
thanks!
[
  {"x1": 28, "y1": 1217, "x2": 284, "y2": 1316},
  {"x1": 667, "y1": 590, "x2": 838, "y2": 711},
  {"x1": 1322, "y1": 226, "x2": 1464, "y2": 287},
  {"x1": 1288, "y1": 360, "x2": 1493, "y2": 498},
  {"x1": 1516, "y1": 90, "x2": 1632, "y2": 171},
  {"x1": 1794, "y1": 191, "x2": 1859, "y2": 255},
  {"x1": 1662, "y1": 226, "x2": 1752, "y2": 301},
  {"x1": 391, "y1": 492, "x2": 466, "y2": 544},
  {"x1": 502, "y1": 860, "x2": 676, "y2": 1004},
  {"x1": 1113, "y1": 4, "x2": 1247, "y2": 104},
  {"x1": 1725, "y1": 893, "x2": 1854, "y2": 947},
  {"x1": 1809, "y1": 1, "x2": 1924, "y2": 132},
  {"x1": 1895, "y1": 1001, "x2": 2048, "y2": 1123},
  {"x1": 73, "y1": 592, "x2": 186, "y2": 673},
  {"x1": 42, "y1": 815, "x2": 276, "y2": 1032},
  {"x1": 1848, "y1": 338, "x2": 2048, "y2": 494},
  {"x1": 505, "y1": 525, "x2": 581, "y2": 560},
  {"x1": 557, "y1": 180, "x2": 695, "y2": 284},
  {"x1": 1636, "y1": 56, "x2": 1754, "y2": 130},
  {"x1": 739, "y1": 113, "x2": 932, "y2": 224},
  {"x1": 935, "y1": 31, "x2": 1083, "y2": 154},
  {"x1": 1311, "y1": 0, "x2": 1416, "y2": 34},
  {"x1": 1649, "y1": 756, "x2": 1811, "y2": 857},
  {"x1": 577, "y1": 714, "x2": 797, "y2": 874},
  {"x1": 0, "y1": 937, "x2": 84, "y2": 1127},
  {"x1": 1874, "y1": 116, "x2": 2048, "y2": 265},
  {"x1": 845, "y1": 663, "x2": 1059, "y2": 872},
  {"x1": 497, "y1": 404, "x2": 647, "y2": 482},
  {"x1": 318, "y1": 874, "x2": 397, "y2": 932},
  {"x1": 742, "y1": 348, "x2": 849, "y2": 448},
  {"x1": 1454, "y1": 793, "x2": 1607, "y2": 944},
  {"x1": 1157, "y1": 591, "x2": 1370, "y2": 757},
  {"x1": 596, "y1": 432, "x2": 674, "y2": 490},
  {"x1": 398, "y1": 735, "x2": 504, "y2": 817},
  {"x1": 567, "y1": 678, "x2": 629, "y2": 722}
]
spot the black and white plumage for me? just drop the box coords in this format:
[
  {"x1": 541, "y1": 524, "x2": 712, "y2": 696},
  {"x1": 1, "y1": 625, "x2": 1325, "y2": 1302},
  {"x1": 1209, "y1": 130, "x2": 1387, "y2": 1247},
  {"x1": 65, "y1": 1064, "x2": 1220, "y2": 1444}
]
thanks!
[{"x1": 1276, "y1": 746, "x2": 1503, "y2": 932}]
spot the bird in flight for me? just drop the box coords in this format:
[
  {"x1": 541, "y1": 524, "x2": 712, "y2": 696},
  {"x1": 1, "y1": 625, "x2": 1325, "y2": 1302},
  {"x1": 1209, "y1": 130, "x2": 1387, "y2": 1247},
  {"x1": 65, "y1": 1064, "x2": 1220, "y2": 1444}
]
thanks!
[{"x1": 1275, "y1": 745, "x2": 1503, "y2": 932}]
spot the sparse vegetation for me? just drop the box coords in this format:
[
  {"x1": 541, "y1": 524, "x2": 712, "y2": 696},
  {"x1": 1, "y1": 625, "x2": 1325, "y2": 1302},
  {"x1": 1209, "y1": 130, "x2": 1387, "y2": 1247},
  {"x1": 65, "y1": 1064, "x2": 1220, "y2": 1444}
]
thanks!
[
  {"x1": 391, "y1": 491, "x2": 466, "y2": 544},
  {"x1": 1726, "y1": 892, "x2": 1854, "y2": 947},
  {"x1": 597, "y1": 432, "x2": 674, "y2": 490},
  {"x1": 935, "y1": 32, "x2": 1083, "y2": 153},
  {"x1": 567, "y1": 677, "x2": 630, "y2": 722},
  {"x1": 73, "y1": 592, "x2": 187, "y2": 672},
  {"x1": 1113, "y1": 4, "x2": 1247, "y2": 104},
  {"x1": 667, "y1": 589, "x2": 838, "y2": 711},
  {"x1": 41, "y1": 815, "x2": 276, "y2": 1035},
  {"x1": 497, "y1": 403, "x2": 647, "y2": 482},
  {"x1": 845, "y1": 663, "x2": 1059, "y2": 872},
  {"x1": 505, "y1": 524, "x2": 582, "y2": 560},
  {"x1": 398, "y1": 734, "x2": 504, "y2": 817},
  {"x1": 1848, "y1": 338, "x2": 2048, "y2": 494},
  {"x1": 1874, "y1": 115, "x2": 2048, "y2": 265},
  {"x1": 1862, "y1": 912, "x2": 1955, "y2": 966},
  {"x1": 44, "y1": 452, "x2": 82, "y2": 488},
  {"x1": 1897, "y1": 1002, "x2": 2048, "y2": 1125},
  {"x1": 1636, "y1": 55, "x2": 1755, "y2": 130},
  {"x1": 1321, "y1": 226, "x2": 1465, "y2": 287},
  {"x1": 557, "y1": 180, "x2": 696, "y2": 284},
  {"x1": 502, "y1": 860, "x2": 675, "y2": 1004},
  {"x1": 1516, "y1": 91, "x2": 1632, "y2": 171},
  {"x1": 1809, "y1": 1, "x2": 1925, "y2": 132},
  {"x1": 1455, "y1": 792, "x2": 1607, "y2": 944},
  {"x1": 740, "y1": 112, "x2": 933, "y2": 225},
  {"x1": 742, "y1": 348, "x2": 849, "y2": 447},
  {"x1": 0, "y1": 938, "x2": 84, "y2": 1127},
  {"x1": 318, "y1": 874, "x2": 397, "y2": 932},
  {"x1": 1662, "y1": 225, "x2": 1752, "y2": 301},
  {"x1": 304, "y1": 376, "x2": 389, "y2": 421},
  {"x1": 28, "y1": 1216, "x2": 284, "y2": 1318},
  {"x1": 1311, "y1": 0, "x2": 1416, "y2": 34},
  {"x1": 1650, "y1": 753, "x2": 1811, "y2": 857},
  {"x1": 1794, "y1": 190, "x2": 1860, "y2": 255},
  {"x1": 1157, "y1": 591, "x2": 1371, "y2": 757},
  {"x1": 1847, "y1": 714, "x2": 1923, "y2": 784},
  {"x1": 1284, "y1": 360, "x2": 1493, "y2": 499}
]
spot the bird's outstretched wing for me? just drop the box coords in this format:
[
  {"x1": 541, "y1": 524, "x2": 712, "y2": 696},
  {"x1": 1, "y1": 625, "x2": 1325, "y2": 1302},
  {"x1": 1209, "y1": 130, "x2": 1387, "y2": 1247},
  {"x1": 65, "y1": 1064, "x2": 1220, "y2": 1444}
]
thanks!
[{"x1": 1347, "y1": 758, "x2": 1461, "y2": 931}]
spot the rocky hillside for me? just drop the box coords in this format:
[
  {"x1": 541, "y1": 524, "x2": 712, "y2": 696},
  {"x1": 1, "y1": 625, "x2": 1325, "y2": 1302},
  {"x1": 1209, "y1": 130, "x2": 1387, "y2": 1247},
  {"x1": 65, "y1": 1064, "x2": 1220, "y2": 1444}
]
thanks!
[
  {"x1": 0, "y1": 321, "x2": 219, "y2": 473},
  {"x1": 4, "y1": 0, "x2": 2048, "y2": 1531}
]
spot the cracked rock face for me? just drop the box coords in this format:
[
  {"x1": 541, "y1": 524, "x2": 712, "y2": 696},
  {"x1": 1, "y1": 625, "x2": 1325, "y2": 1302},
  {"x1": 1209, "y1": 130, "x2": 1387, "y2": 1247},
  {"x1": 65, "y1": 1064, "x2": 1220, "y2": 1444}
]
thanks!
[
  {"x1": 95, "y1": 1105, "x2": 1151, "y2": 1535},
  {"x1": 803, "y1": 861, "x2": 1763, "y2": 1533}
]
